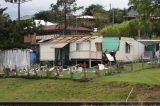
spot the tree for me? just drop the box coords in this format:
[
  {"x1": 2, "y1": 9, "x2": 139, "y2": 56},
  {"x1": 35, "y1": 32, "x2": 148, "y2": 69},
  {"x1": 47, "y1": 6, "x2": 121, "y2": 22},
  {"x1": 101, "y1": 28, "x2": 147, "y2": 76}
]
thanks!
[
  {"x1": 34, "y1": 10, "x2": 53, "y2": 22},
  {"x1": 100, "y1": 20, "x2": 138, "y2": 37},
  {"x1": 50, "y1": 0, "x2": 83, "y2": 34},
  {"x1": 107, "y1": 8, "x2": 127, "y2": 24},
  {"x1": 129, "y1": 0, "x2": 160, "y2": 19},
  {"x1": 129, "y1": 0, "x2": 160, "y2": 38},
  {"x1": 0, "y1": 6, "x2": 10, "y2": 42},
  {"x1": 5, "y1": 0, "x2": 31, "y2": 21},
  {"x1": 83, "y1": 4, "x2": 105, "y2": 16},
  {"x1": 83, "y1": 4, "x2": 108, "y2": 28}
]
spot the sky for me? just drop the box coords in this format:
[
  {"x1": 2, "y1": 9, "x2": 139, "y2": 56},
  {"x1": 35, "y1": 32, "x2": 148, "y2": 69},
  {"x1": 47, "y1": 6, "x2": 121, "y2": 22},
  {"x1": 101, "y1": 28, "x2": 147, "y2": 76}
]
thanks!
[{"x1": 0, "y1": 0, "x2": 129, "y2": 20}]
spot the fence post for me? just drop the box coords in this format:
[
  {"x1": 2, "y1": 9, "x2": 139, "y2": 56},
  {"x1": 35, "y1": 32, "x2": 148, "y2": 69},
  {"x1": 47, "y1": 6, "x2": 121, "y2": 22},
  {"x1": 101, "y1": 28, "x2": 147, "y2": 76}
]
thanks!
[
  {"x1": 152, "y1": 58, "x2": 154, "y2": 68},
  {"x1": 70, "y1": 66, "x2": 73, "y2": 80},
  {"x1": 131, "y1": 62, "x2": 133, "y2": 71},
  {"x1": 141, "y1": 56, "x2": 144, "y2": 70},
  {"x1": 15, "y1": 65, "x2": 18, "y2": 77},
  {"x1": 27, "y1": 65, "x2": 30, "y2": 78}
]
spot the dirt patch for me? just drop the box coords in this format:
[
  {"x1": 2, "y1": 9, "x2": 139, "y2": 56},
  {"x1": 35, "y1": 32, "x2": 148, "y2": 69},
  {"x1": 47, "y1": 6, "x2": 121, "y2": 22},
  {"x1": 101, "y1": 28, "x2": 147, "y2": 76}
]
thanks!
[
  {"x1": 130, "y1": 84, "x2": 160, "y2": 101},
  {"x1": 106, "y1": 81, "x2": 130, "y2": 88},
  {"x1": 105, "y1": 82, "x2": 160, "y2": 101}
]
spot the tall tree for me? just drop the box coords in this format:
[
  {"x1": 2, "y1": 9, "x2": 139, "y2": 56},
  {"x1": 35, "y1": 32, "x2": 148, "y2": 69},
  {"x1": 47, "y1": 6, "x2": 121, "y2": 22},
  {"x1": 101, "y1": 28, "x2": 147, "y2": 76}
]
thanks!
[
  {"x1": 129, "y1": 0, "x2": 160, "y2": 19},
  {"x1": 108, "y1": 8, "x2": 127, "y2": 23},
  {"x1": 34, "y1": 10, "x2": 53, "y2": 22},
  {"x1": 0, "y1": 6, "x2": 10, "y2": 41},
  {"x1": 50, "y1": 0, "x2": 83, "y2": 34},
  {"x1": 5, "y1": 0, "x2": 31, "y2": 21},
  {"x1": 83, "y1": 4, "x2": 108, "y2": 28},
  {"x1": 83, "y1": 4, "x2": 107, "y2": 16},
  {"x1": 129, "y1": 0, "x2": 160, "y2": 38}
]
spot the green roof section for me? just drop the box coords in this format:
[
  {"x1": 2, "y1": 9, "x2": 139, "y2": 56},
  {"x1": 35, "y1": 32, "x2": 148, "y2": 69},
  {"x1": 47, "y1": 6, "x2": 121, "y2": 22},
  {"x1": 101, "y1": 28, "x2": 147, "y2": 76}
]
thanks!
[
  {"x1": 20, "y1": 15, "x2": 35, "y2": 21},
  {"x1": 102, "y1": 37, "x2": 120, "y2": 52}
]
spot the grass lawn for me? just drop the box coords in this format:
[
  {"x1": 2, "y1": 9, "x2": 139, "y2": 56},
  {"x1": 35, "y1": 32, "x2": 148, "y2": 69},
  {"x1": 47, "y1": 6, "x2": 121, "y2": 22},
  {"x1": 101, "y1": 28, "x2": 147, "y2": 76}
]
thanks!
[{"x1": 0, "y1": 67, "x2": 160, "y2": 102}]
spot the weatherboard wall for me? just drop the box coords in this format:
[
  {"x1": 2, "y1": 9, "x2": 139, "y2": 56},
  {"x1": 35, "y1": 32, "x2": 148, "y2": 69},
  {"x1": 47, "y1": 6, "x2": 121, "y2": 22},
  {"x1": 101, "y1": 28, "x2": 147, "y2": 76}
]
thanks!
[
  {"x1": 40, "y1": 43, "x2": 55, "y2": 61},
  {"x1": 69, "y1": 37, "x2": 102, "y2": 60},
  {"x1": 116, "y1": 37, "x2": 145, "y2": 62}
]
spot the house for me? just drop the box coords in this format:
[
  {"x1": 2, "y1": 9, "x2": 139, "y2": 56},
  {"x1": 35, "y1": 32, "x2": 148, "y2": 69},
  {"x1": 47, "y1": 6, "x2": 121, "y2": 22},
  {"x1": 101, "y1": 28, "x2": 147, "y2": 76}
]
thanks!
[
  {"x1": 116, "y1": 37, "x2": 145, "y2": 62},
  {"x1": 138, "y1": 40, "x2": 160, "y2": 62},
  {"x1": 69, "y1": 36, "x2": 103, "y2": 68},
  {"x1": 102, "y1": 37, "x2": 120, "y2": 62},
  {"x1": 39, "y1": 35, "x2": 102, "y2": 68},
  {"x1": 103, "y1": 37, "x2": 145, "y2": 62},
  {"x1": 125, "y1": 6, "x2": 138, "y2": 19},
  {"x1": 43, "y1": 25, "x2": 93, "y2": 35},
  {"x1": 124, "y1": 6, "x2": 160, "y2": 20},
  {"x1": 76, "y1": 15, "x2": 96, "y2": 28},
  {"x1": 34, "y1": 20, "x2": 58, "y2": 27},
  {"x1": 24, "y1": 33, "x2": 37, "y2": 44}
]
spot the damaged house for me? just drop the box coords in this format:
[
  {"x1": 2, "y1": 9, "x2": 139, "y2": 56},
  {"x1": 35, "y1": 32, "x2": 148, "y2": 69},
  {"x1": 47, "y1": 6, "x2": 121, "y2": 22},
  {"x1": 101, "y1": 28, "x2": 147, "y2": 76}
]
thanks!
[
  {"x1": 39, "y1": 35, "x2": 103, "y2": 67},
  {"x1": 102, "y1": 37, "x2": 145, "y2": 62}
]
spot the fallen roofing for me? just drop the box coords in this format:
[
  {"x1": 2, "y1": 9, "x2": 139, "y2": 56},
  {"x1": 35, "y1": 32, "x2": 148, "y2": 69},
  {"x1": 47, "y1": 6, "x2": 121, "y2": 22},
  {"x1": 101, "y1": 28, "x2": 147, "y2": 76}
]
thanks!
[
  {"x1": 51, "y1": 43, "x2": 68, "y2": 48},
  {"x1": 38, "y1": 35, "x2": 99, "y2": 44}
]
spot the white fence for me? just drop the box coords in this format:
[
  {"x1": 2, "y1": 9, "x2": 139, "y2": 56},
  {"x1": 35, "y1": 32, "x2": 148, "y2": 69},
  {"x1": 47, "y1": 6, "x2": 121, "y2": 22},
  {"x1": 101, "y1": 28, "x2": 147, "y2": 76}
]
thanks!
[{"x1": 0, "y1": 49, "x2": 30, "y2": 70}]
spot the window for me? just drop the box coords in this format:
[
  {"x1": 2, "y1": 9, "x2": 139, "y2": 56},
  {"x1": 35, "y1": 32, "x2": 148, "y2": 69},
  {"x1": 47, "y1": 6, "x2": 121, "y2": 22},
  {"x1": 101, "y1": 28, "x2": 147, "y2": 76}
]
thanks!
[
  {"x1": 125, "y1": 43, "x2": 130, "y2": 53},
  {"x1": 95, "y1": 43, "x2": 102, "y2": 51},
  {"x1": 76, "y1": 43, "x2": 82, "y2": 51}
]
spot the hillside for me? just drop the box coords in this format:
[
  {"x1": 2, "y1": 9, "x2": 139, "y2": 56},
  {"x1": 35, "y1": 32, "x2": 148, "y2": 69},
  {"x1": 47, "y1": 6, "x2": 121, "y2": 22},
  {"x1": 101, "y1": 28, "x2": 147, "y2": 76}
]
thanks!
[{"x1": 0, "y1": 67, "x2": 160, "y2": 102}]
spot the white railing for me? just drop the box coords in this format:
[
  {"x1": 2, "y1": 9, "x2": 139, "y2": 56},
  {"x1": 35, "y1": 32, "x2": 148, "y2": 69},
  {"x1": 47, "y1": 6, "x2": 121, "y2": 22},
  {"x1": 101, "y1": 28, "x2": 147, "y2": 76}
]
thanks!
[{"x1": 70, "y1": 51, "x2": 102, "y2": 59}]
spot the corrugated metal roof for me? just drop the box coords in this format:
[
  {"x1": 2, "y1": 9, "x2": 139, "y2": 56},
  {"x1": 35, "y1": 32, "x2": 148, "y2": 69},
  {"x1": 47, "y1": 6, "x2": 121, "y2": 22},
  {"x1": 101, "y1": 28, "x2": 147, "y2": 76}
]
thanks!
[
  {"x1": 49, "y1": 35, "x2": 99, "y2": 43},
  {"x1": 43, "y1": 25, "x2": 92, "y2": 32},
  {"x1": 51, "y1": 43, "x2": 68, "y2": 48}
]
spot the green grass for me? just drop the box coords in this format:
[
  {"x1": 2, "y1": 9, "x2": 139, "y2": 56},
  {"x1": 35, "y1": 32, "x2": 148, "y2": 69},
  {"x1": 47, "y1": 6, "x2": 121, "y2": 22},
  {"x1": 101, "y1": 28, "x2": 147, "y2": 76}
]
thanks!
[{"x1": 0, "y1": 67, "x2": 160, "y2": 101}]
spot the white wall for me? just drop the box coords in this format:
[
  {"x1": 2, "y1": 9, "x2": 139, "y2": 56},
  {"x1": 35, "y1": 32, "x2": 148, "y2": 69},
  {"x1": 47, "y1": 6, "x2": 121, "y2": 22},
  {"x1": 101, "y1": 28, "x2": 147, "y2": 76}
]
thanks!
[
  {"x1": 70, "y1": 36, "x2": 102, "y2": 60},
  {"x1": 2, "y1": 49, "x2": 30, "y2": 70},
  {"x1": 116, "y1": 37, "x2": 145, "y2": 62},
  {"x1": 40, "y1": 43, "x2": 55, "y2": 61}
]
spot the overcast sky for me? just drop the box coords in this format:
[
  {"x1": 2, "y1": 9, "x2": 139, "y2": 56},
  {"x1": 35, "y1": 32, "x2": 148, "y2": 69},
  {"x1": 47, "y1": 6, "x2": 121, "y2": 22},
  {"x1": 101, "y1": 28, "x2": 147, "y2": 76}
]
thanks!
[{"x1": 0, "y1": 0, "x2": 129, "y2": 20}]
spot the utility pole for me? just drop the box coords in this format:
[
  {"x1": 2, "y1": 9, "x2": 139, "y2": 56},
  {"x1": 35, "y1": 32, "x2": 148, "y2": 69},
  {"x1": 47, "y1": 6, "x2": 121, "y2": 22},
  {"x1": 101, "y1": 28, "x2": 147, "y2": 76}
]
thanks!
[
  {"x1": 18, "y1": 0, "x2": 20, "y2": 22},
  {"x1": 5, "y1": 0, "x2": 32, "y2": 22},
  {"x1": 110, "y1": 3, "x2": 114, "y2": 24},
  {"x1": 64, "y1": 0, "x2": 67, "y2": 35}
]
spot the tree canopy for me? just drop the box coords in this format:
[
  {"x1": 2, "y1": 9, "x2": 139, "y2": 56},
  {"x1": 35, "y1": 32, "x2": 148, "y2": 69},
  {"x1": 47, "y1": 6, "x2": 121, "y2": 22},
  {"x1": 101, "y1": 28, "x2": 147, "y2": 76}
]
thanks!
[
  {"x1": 50, "y1": 0, "x2": 83, "y2": 24},
  {"x1": 34, "y1": 10, "x2": 53, "y2": 22},
  {"x1": 5, "y1": 0, "x2": 32, "y2": 21},
  {"x1": 0, "y1": 5, "x2": 37, "y2": 49},
  {"x1": 83, "y1": 4, "x2": 106, "y2": 16},
  {"x1": 128, "y1": 0, "x2": 160, "y2": 38},
  {"x1": 129, "y1": 0, "x2": 160, "y2": 19}
]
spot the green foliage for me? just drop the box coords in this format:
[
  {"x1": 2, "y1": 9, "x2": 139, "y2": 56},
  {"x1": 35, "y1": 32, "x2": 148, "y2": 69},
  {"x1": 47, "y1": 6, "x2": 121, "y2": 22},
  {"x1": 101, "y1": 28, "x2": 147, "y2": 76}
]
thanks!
[
  {"x1": 108, "y1": 8, "x2": 127, "y2": 23},
  {"x1": 83, "y1": 4, "x2": 108, "y2": 28},
  {"x1": 100, "y1": 20, "x2": 138, "y2": 37},
  {"x1": 129, "y1": 0, "x2": 160, "y2": 18},
  {"x1": 0, "y1": 6, "x2": 39, "y2": 49},
  {"x1": 128, "y1": 0, "x2": 160, "y2": 38},
  {"x1": 83, "y1": 4, "x2": 127, "y2": 29},
  {"x1": 50, "y1": 0, "x2": 83, "y2": 24},
  {"x1": 34, "y1": 10, "x2": 53, "y2": 22},
  {"x1": 100, "y1": 18, "x2": 159, "y2": 38}
]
